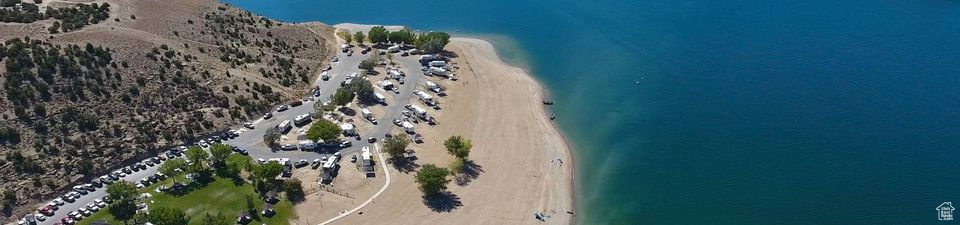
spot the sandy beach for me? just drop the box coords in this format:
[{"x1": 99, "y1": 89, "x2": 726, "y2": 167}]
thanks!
[{"x1": 299, "y1": 32, "x2": 575, "y2": 224}]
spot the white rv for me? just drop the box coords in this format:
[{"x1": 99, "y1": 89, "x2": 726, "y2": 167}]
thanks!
[
  {"x1": 401, "y1": 121, "x2": 415, "y2": 133},
  {"x1": 374, "y1": 92, "x2": 386, "y2": 103},
  {"x1": 322, "y1": 155, "x2": 338, "y2": 169},
  {"x1": 388, "y1": 69, "x2": 404, "y2": 79},
  {"x1": 428, "y1": 67, "x2": 448, "y2": 76},
  {"x1": 377, "y1": 80, "x2": 395, "y2": 90},
  {"x1": 277, "y1": 120, "x2": 292, "y2": 133},
  {"x1": 429, "y1": 61, "x2": 446, "y2": 68},
  {"x1": 298, "y1": 140, "x2": 317, "y2": 150},
  {"x1": 424, "y1": 81, "x2": 444, "y2": 94},
  {"x1": 340, "y1": 123, "x2": 356, "y2": 136},
  {"x1": 387, "y1": 45, "x2": 400, "y2": 52},
  {"x1": 293, "y1": 114, "x2": 311, "y2": 127},
  {"x1": 408, "y1": 104, "x2": 427, "y2": 118},
  {"x1": 361, "y1": 146, "x2": 374, "y2": 176},
  {"x1": 414, "y1": 90, "x2": 435, "y2": 105}
]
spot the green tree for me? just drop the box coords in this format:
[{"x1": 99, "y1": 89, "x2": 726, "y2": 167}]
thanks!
[
  {"x1": 223, "y1": 154, "x2": 250, "y2": 178},
  {"x1": 353, "y1": 31, "x2": 366, "y2": 44},
  {"x1": 202, "y1": 212, "x2": 232, "y2": 225},
  {"x1": 209, "y1": 143, "x2": 233, "y2": 167},
  {"x1": 283, "y1": 179, "x2": 304, "y2": 202},
  {"x1": 348, "y1": 77, "x2": 376, "y2": 104},
  {"x1": 388, "y1": 27, "x2": 415, "y2": 44},
  {"x1": 444, "y1": 136, "x2": 472, "y2": 159},
  {"x1": 159, "y1": 158, "x2": 186, "y2": 183},
  {"x1": 415, "y1": 164, "x2": 450, "y2": 195},
  {"x1": 331, "y1": 87, "x2": 355, "y2": 106},
  {"x1": 337, "y1": 30, "x2": 353, "y2": 43},
  {"x1": 368, "y1": 26, "x2": 389, "y2": 43},
  {"x1": 147, "y1": 205, "x2": 189, "y2": 225},
  {"x1": 263, "y1": 127, "x2": 280, "y2": 147},
  {"x1": 305, "y1": 119, "x2": 341, "y2": 142},
  {"x1": 106, "y1": 181, "x2": 138, "y2": 222},
  {"x1": 449, "y1": 157, "x2": 464, "y2": 175},
  {"x1": 383, "y1": 134, "x2": 410, "y2": 160},
  {"x1": 358, "y1": 57, "x2": 376, "y2": 73},
  {"x1": 417, "y1": 32, "x2": 451, "y2": 54},
  {"x1": 185, "y1": 146, "x2": 210, "y2": 172}
]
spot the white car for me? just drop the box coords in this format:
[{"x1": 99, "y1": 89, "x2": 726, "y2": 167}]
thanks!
[
  {"x1": 86, "y1": 203, "x2": 99, "y2": 212},
  {"x1": 34, "y1": 214, "x2": 45, "y2": 221},
  {"x1": 52, "y1": 198, "x2": 64, "y2": 206},
  {"x1": 69, "y1": 211, "x2": 82, "y2": 220}
]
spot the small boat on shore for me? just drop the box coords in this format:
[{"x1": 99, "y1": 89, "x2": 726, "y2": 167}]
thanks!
[
  {"x1": 549, "y1": 114, "x2": 557, "y2": 120},
  {"x1": 543, "y1": 100, "x2": 554, "y2": 105}
]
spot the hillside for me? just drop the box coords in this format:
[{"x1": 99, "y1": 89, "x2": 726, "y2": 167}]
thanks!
[{"x1": 0, "y1": 0, "x2": 336, "y2": 220}]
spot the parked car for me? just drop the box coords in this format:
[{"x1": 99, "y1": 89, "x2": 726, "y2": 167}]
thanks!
[
  {"x1": 290, "y1": 100, "x2": 303, "y2": 107},
  {"x1": 340, "y1": 141, "x2": 352, "y2": 148},
  {"x1": 367, "y1": 137, "x2": 377, "y2": 143},
  {"x1": 243, "y1": 122, "x2": 254, "y2": 129},
  {"x1": 263, "y1": 113, "x2": 273, "y2": 119},
  {"x1": 277, "y1": 105, "x2": 288, "y2": 112}
]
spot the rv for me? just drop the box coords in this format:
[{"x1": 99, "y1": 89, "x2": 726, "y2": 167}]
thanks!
[
  {"x1": 298, "y1": 140, "x2": 317, "y2": 151},
  {"x1": 401, "y1": 121, "x2": 415, "y2": 133},
  {"x1": 377, "y1": 80, "x2": 395, "y2": 90},
  {"x1": 387, "y1": 45, "x2": 400, "y2": 53},
  {"x1": 428, "y1": 67, "x2": 448, "y2": 76},
  {"x1": 361, "y1": 146, "x2": 374, "y2": 176},
  {"x1": 293, "y1": 114, "x2": 312, "y2": 127},
  {"x1": 277, "y1": 120, "x2": 292, "y2": 133},
  {"x1": 429, "y1": 61, "x2": 446, "y2": 68},
  {"x1": 340, "y1": 123, "x2": 356, "y2": 136},
  {"x1": 322, "y1": 155, "x2": 338, "y2": 169},
  {"x1": 406, "y1": 104, "x2": 428, "y2": 118},
  {"x1": 374, "y1": 92, "x2": 386, "y2": 103},
  {"x1": 388, "y1": 69, "x2": 404, "y2": 79},
  {"x1": 414, "y1": 90, "x2": 436, "y2": 106},
  {"x1": 360, "y1": 108, "x2": 377, "y2": 124},
  {"x1": 419, "y1": 54, "x2": 440, "y2": 63},
  {"x1": 424, "y1": 81, "x2": 444, "y2": 94}
]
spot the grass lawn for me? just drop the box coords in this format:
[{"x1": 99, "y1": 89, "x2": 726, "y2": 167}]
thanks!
[{"x1": 79, "y1": 169, "x2": 295, "y2": 225}]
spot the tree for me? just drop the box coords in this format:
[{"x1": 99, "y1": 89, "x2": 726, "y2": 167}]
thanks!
[
  {"x1": 223, "y1": 154, "x2": 250, "y2": 178},
  {"x1": 353, "y1": 31, "x2": 366, "y2": 44},
  {"x1": 368, "y1": 26, "x2": 389, "y2": 43},
  {"x1": 251, "y1": 161, "x2": 283, "y2": 191},
  {"x1": 348, "y1": 77, "x2": 376, "y2": 104},
  {"x1": 415, "y1": 164, "x2": 450, "y2": 195},
  {"x1": 107, "y1": 181, "x2": 138, "y2": 222},
  {"x1": 444, "y1": 136, "x2": 472, "y2": 159},
  {"x1": 337, "y1": 30, "x2": 353, "y2": 43},
  {"x1": 449, "y1": 157, "x2": 464, "y2": 175},
  {"x1": 263, "y1": 127, "x2": 280, "y2": 147},
  {"x1": 202, "y1": 212, "x2": 232, "y2": 225},
  {"x1": 388, "y1": 28, "x2": 415, "y2": 44},
  {"x1": 283, "y1": 179, "x2": 304, "y2": 202},
  {"x1": 331, "y1": 87, "x2": 355, "y2": 106},
  {"x1": 185, "y1": 146, "x2": 209, "y2": 172},
  {"x1": 147, "y1": 205, "x2": 189, "y2": 225},
  {"x1": 305, "y1": 119, "x2": 341, "y2": 142},
  {"x1": 383, "y1": 134, "x2": 409, "y2": 160},
  {"x1": 358, "y1": 57, "x2": 376, "y2": 73},
  {"x1": 209, "y1": 143, "x2": 233, "y2": 167},
  {"x1": 159, "y1": 158, "x2": 186, "y2": 183},
  {"x1": 417, "y1": 32, "x2": 451, "y2": 54}
]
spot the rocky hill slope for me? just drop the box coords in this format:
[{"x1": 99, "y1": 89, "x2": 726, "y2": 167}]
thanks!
[{"x1": 0, "y1": 0, "x2": 336, "y2": 220}]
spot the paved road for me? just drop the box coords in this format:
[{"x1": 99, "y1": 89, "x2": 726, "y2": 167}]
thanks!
[{"x1": 34, "y1": 48, "x2": 429, "y2": 225}]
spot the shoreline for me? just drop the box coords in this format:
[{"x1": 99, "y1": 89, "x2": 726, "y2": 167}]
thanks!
[
  {"x1": 321, "y1": 23, "x2": 575, "y2": 225},
  {"x1": 450, "y1": 37, "x2": 578, "y2": 223}
]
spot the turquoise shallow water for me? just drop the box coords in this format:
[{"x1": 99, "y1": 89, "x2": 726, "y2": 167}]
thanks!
[{"x1": 224, "y1": 0, "x2": 960, "y2": 224}]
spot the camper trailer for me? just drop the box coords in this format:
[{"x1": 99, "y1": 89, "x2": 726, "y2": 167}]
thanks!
[
  {"x1": 429, "y1": 61, "x2": 446, "y2": 68},
  {"x1": 406, "y1": 104, "x2": 428, "y2": 118},
  {"x1": 298, "y1": 140, "x2": 317, "y2": 151},
  {"x1": 277, "y1": 120, "x2": 292, "y2": 133},
  {"x1": 322, "y1": 155, "x2": 338, "y2": 169},
  {"x1": 361, "y1": 146, "x2": 374, "y2": 176},
  {"x1": 293, "y1": 114, "x2": 312, "y2": 127},
  {"x1": 374, "y1": 92, "x2": 386, "y2": 103},
  {"x1": 387, "y1": 45, "x2": 400, "y2": 53}
]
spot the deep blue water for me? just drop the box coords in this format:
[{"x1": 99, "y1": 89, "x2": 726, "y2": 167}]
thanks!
[{"x1": 223, "y1": 0, "x2": 960, "y2": 224}]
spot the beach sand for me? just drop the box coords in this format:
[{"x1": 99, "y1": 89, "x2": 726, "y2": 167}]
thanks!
[{"x1": 319, "y1": 37, "x2": 575, "y2": 225}]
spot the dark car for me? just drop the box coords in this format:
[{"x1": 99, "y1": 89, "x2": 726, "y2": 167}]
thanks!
[
  {"x1": 263, "y1": 112, "x2": 273, "y2": 119},
  {"x1": 367, "y1": 137, "x2": 377, "y2": 143}
]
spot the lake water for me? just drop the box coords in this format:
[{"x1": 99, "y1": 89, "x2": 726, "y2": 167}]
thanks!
[{"x1": 223, "y1": 0, "x2": 960, "y2": 224}]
